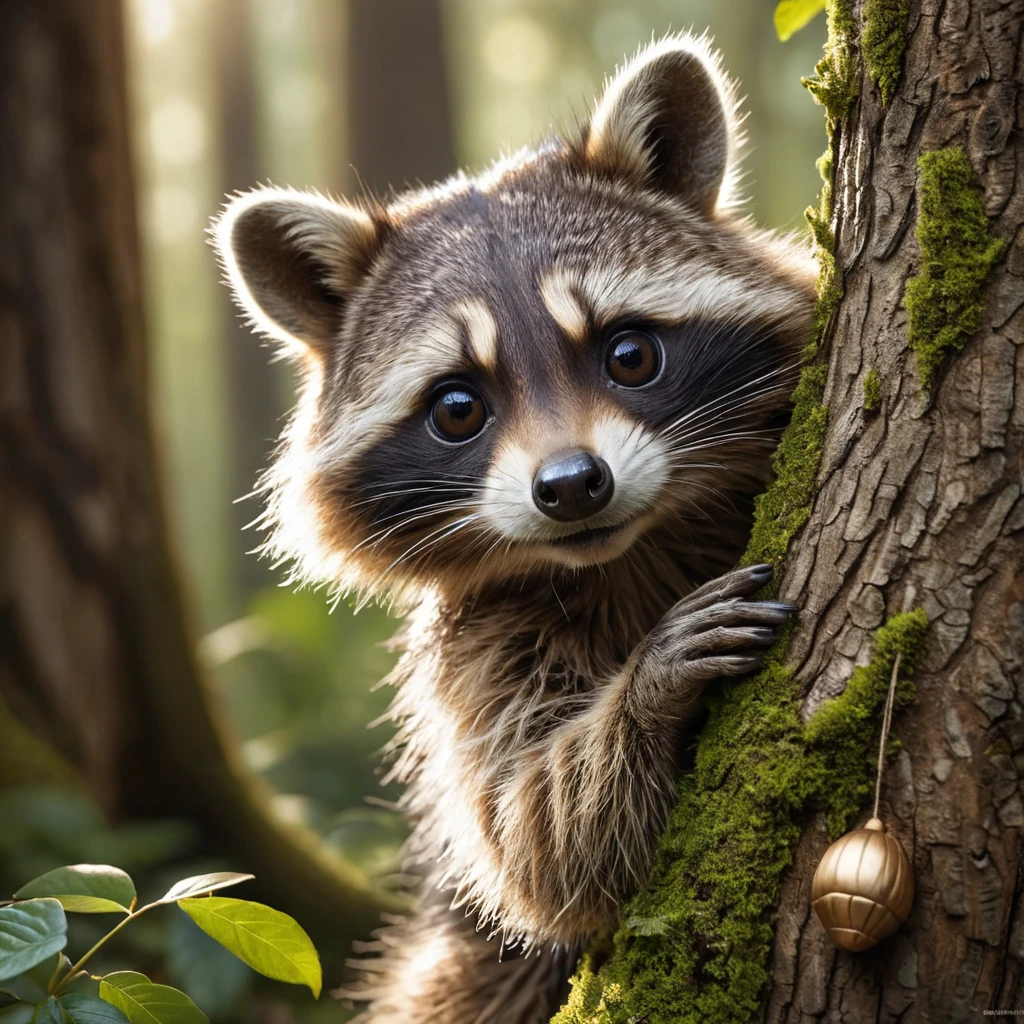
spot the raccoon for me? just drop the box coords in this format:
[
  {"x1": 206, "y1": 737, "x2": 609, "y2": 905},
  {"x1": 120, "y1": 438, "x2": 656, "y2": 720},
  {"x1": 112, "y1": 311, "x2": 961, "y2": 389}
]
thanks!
[{"x1": 214, "y1": 33, "x2": 816, "y2": 1024}]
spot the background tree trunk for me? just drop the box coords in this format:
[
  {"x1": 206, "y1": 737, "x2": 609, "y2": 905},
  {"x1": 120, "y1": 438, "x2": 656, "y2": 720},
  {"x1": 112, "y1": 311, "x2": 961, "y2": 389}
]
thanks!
[
  {"x1": 768, "y1": 0, "x2": 1024, "y2": 1017},
  {"x1": 0, "y1": 0, "x2": 394, "y2": 972},
  {"x1": 212, "y1": 0, "x2": 287, "y2": 609},
  {"x1": 346, "y1": 0, "x2": 455, "y2": 195}
]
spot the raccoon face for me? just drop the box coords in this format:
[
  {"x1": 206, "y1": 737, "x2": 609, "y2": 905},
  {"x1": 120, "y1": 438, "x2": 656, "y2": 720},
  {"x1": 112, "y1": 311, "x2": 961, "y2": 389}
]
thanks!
[{"x1": 214, "y1": 35, "x2": 816, "y2": 599}]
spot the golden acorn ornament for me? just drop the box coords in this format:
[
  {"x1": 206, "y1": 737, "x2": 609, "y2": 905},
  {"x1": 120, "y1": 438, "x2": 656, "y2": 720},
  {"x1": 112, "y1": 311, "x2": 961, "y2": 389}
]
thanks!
[
  {"x1": 811, "y1": 815, "x2": 914, "y2": 951},
  {"x1": 811, "y1": 652, "x2": 915, "y2": 952}
]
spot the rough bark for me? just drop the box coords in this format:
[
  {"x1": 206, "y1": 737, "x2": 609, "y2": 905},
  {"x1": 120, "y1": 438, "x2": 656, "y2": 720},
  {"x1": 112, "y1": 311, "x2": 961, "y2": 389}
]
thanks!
[
  {"x1": 768, "y1": 0, "x2": 1024, "y2": 1018},
  {"x1": 0, "y1": 0, "x2": 393, "y2": 969}
]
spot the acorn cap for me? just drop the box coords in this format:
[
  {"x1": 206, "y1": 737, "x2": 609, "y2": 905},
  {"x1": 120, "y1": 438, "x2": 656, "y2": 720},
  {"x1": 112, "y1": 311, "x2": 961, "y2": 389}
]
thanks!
[{"x1": 811, "y1": 817, "x2": 914, "y2": 952}]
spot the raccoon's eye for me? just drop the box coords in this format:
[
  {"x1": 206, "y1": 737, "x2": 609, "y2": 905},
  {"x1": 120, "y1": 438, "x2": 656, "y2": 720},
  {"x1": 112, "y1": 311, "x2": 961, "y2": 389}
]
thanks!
[
  {"x1": 429, "y1": 385, "x2": 487, "y2": 442},
  {"x1": 606, "y1": 330, "x2": 662, "y2": 387}
]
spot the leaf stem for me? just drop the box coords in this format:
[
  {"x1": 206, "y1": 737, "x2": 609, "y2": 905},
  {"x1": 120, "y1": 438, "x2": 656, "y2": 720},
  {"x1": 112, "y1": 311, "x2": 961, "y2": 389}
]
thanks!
[
  {"x1": 46, "y1": 956, "x2": 65, "y2": 994},
  {"x1": 51, "y1": 904, "x2": 157, "y2": 995}
]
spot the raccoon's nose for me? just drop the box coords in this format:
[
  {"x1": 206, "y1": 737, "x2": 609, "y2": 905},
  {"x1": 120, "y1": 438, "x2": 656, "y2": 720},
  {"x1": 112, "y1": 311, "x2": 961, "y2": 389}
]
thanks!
[{"x1": 532, "y1": 451, "x2": 614, "y2": 522}]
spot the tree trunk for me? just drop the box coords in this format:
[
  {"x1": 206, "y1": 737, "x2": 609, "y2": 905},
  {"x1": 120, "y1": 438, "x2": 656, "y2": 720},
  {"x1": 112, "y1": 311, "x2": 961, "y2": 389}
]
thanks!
[
  {"x1": 346, "y1": 0, "x2": 455, "y2": 193},
  {"x1": 553, "y1": 1, "x2": 1023, "y2": 1020},
  {"x1": 768, "y1": 0, "x2": 1024, "y2": 1017},
  {"x1": 211, "y1": 0, "x2": 287, "y2": 608},
  {"x1": 0, "y1": 0, "x2": 394, "y2": 971}
]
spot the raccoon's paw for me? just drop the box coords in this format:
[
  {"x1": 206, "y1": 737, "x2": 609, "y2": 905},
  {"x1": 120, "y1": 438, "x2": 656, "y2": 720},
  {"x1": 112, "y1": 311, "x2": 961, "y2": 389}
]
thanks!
[{"x1": 640, "y1": 564, "x2": 797, "y2": 688}]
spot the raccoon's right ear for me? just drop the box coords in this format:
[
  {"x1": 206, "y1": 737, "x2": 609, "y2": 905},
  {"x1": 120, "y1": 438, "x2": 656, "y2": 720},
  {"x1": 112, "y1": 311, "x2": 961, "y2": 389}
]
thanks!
[
  {"x1": 580, "y1": 34, "x2": 741, "y2": 216},
  {"x1": 213, "y1": 187, "x2": 380, "y2": 356}
]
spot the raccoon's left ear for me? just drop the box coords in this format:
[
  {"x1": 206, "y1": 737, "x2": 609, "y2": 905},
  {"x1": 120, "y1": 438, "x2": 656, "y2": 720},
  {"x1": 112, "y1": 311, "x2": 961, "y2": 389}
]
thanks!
[
  {"x1": 213, "y1": 187, "x2": 380, "y2": 357},
  {"x1": 580, "y1": 34, "x2": 740, "y2": 216}
]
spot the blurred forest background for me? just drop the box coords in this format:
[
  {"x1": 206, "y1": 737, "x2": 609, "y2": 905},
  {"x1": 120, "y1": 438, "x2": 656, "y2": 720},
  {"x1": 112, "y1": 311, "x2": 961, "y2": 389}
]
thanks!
[{"x1": 2, "y1": 1, "x2": 826, "y2": 1021}]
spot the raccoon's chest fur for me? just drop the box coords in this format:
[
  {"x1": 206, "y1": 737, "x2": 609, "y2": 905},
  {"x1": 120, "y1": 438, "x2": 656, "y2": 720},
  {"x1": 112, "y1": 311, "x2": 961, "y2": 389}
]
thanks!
[
  {"x1": 393, "y1": 526, "x2": 742, "y2": 712},
  {"x1": 381, "y1": 551, "x2": 719, "y2": 900}
]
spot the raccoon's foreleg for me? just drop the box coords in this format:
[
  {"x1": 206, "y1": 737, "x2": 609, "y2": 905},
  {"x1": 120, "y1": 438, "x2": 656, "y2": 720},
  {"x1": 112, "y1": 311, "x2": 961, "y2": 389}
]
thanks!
[
  {"x1": 349, "y1": 888, "x2": 578, "y2": 1024},
  {"x1": 488, "y1": 563, "x2": 795, "y2": 943}
]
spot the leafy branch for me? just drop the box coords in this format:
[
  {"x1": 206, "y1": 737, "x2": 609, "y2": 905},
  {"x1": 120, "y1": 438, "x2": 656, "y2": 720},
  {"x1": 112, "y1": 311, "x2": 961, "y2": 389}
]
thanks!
[{"x1": 0, "y1": 865, "x2": 322, "y2": 1024}]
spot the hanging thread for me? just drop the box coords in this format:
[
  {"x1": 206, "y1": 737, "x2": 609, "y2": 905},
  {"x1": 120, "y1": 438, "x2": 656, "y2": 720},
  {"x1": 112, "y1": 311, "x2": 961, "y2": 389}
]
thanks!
[{"x1": 873, "y1": 650, "x2": 903, "y2": 820}]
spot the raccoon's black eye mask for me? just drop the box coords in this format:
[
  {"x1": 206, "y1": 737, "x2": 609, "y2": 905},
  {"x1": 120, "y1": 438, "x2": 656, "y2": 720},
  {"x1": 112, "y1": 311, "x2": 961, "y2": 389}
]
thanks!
[{"x1": 422, "y1": 327, "x2": 664, "y2": 447}]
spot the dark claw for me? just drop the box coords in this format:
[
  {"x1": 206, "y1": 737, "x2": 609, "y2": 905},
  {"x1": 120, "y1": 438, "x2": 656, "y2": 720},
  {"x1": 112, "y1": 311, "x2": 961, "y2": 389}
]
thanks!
[
  {"x1": 748, "y1": 627, "x2": 778, "y2": 644},
  {"x1": 761, "y1": 601, "x2": 799, "y2": 616},
  {"x1": 748, "y1": 563, "x2": 774, "y2": 582},
  {"x1": 746, "y1": 603, "x2": 798, "y2": 625},
  {"x1": 729, "y1": 652, "x2": 765, "y2": 672}
]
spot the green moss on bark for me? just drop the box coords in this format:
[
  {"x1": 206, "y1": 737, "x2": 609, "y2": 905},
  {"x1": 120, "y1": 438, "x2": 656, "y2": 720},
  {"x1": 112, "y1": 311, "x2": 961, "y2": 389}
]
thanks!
[
  {"x1": 803, "y1": 0, "x2": 857, "y2": 346},
  {"x1": 804, "y1": 608, "x2": 928, "y2": 834},
  {"x1": 862, "y1": 0, "x2": 909, "y2": 104},
  {"x1": 904, "y1": 148, "x2": 1007, "y2": 389},
  {"x1": 806, "y1": 184, "x2": 841, "y2": 340},
  {"x1": 803, "y1": 0, "x2": 859, "y2": 122},
  {"x1": 863, "y1": 368, "x2": 881, "y2": 411},
  {"x1": 556, "y1": 955, "x2": 620, "y2": 1024},
  {"x1": 741, "y1": 365, "x2": 826, "y2": 572}
]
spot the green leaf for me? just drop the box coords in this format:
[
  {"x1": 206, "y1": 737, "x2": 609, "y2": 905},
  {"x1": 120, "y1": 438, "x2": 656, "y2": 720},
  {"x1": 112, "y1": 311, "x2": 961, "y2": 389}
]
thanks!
[
  {"x1": 625, "y1": 914, "x2": 669, "y2": 936},
  {"x1": 0, "y1": 901, "x2": 67, "y2": 983},
  {"x1": 15, "y1": 868, "x2": 135, "y2": 916},
  {"x1": 774, "y1": 0, "x2": 826, "y2": 41},
  {"x1": 177, "y1": 899, "x2": 321, "y2": 997},
  {"x1": 156, "y1": 875, "x2": 253, "y2": 906},
  {"x1": 31, "y1": 998, "x2": 70, "y2": 1024},
  {"x1": 59, "y1": 995, "x2": 129, "y2": 1024},
  {"x1": 98, "y1": 974, "x2": 207, "y2": 1024}
]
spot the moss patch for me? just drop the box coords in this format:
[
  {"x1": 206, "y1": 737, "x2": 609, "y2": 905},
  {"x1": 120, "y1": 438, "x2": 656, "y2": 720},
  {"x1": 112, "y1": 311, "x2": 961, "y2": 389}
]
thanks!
[
  {"x1": 803, "y1": 0, "x2": 858, "y2": 347},
  {"x1": 803, "y1": 0, "x2": 859, "y2": 123},
  {"x1": 904, "y1": 148, "x2": 1007, "y2": 389},
  {"x1": 862, "y1": 0, "x2": 909, "y2": 104},
  {"x1": 742, "y1": 365, "x2": 827, "y2": 572},
  {"x1": 804, "y1": 608, "x2": 928, "y2": 833},
  {"x1": 555, "y1": 956, "x2": 620, "y2": 1024},
  {"x1": 863, "y1": 368, "x2": 881, "y2": 412},
  {"x1": 806, "y1": 190, "x2": 842, "y2": 340}
]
